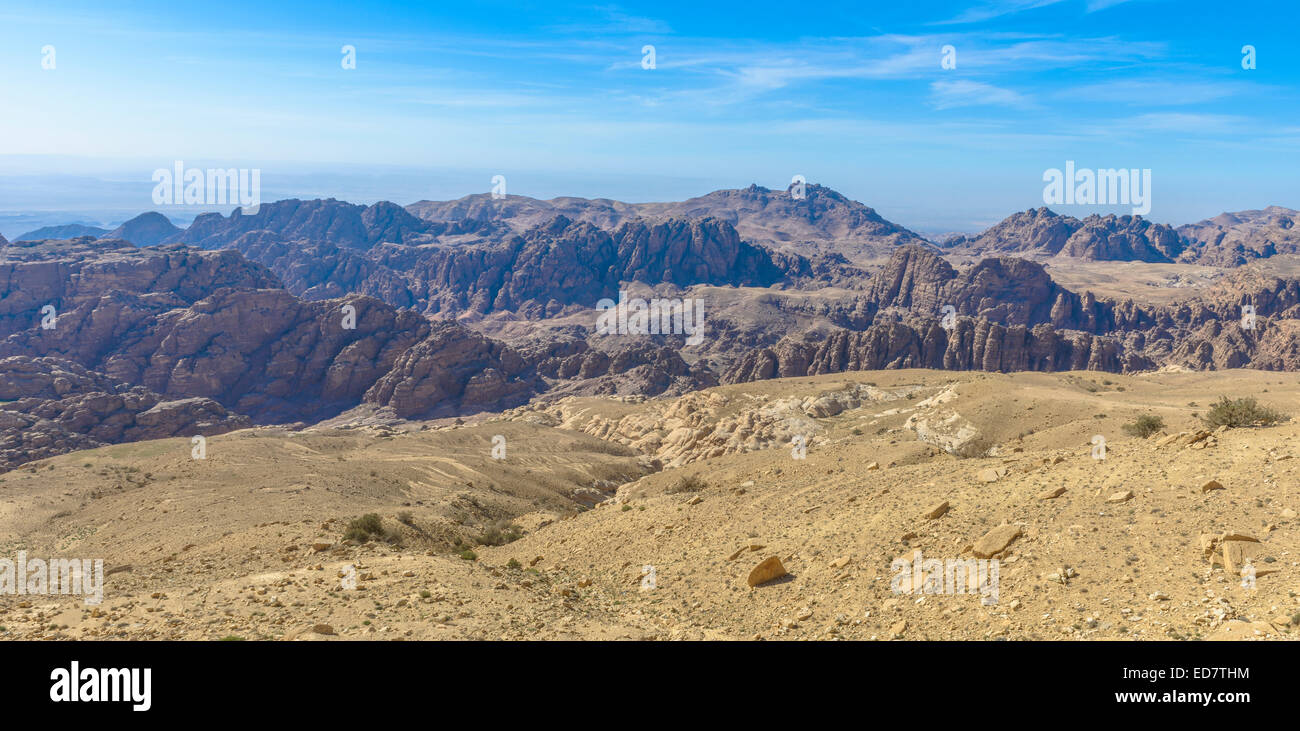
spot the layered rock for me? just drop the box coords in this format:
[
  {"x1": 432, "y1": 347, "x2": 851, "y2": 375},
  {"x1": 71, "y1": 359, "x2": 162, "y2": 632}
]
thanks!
[
  {"x1": 948, "y1": 208, "x2": 1187, "y2": 262},
  {"x1": 407, "y1": 183, "x2": 928, "y2": 253},
  {"x1": 363, "y1": 321, "x2": 536, "y2": 418},
  {"x1": 0, "y1": 356, "x2": 249, "y2": 470},
  {"x1": 1178, "y1": 206, "x2": 1300, "y2": 265},
  {"x1": 0, "y1": 237, "x2": 280, "y2": 338},
  {"x1": 177, "y1": 199, "x2": 437, "y2": 250}
]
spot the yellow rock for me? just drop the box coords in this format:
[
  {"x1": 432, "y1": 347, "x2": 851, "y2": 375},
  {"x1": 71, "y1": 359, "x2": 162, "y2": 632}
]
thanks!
[
  {"x1": 923, "y1": 500, "x2": 950, "y2": 520},
  {"x1": 973, "y1": 524, "x2": 1022, "y2": 559},
  {"x1": 747, "y1": 556, "x2": 788, "y2": 587}
]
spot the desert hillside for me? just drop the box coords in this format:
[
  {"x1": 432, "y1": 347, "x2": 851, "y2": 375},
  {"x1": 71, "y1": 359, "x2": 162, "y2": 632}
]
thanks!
[{"x1": 1, "y1": 369, "x2": 1295, "y2": 641}]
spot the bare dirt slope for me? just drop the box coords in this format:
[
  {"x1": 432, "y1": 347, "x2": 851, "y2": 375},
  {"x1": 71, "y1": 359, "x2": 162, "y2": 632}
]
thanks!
[{"x1": 2, "y1": 370, "x2": 1297, "y2": 641}]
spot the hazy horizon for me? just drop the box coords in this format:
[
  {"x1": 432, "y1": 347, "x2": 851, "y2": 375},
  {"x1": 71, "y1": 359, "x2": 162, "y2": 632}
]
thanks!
[{"x1": 3, "y1": 0, "x2": 1298, "y2": 237}]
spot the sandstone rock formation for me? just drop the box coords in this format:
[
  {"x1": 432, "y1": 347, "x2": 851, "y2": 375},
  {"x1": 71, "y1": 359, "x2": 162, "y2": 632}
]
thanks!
[
  {"x1": 945, "y1": 207, "x2": 1187, "y2": 262},
  {"x1": 0, "y1": 356, "x2": 249, "y2": 470},
  {"x1": 1178, "y1": 206, "x2": 1300, "y2": 265}
]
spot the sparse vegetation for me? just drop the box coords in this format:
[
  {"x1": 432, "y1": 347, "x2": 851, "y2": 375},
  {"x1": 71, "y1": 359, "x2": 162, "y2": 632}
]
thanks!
[
  {"x1": 1203, "y1": 396, "x2": 1285, "y2": 428},
  {"x1": 343, "y1": 513, "x2": 402, "y2": 544},
  {"x1": 583, "y1": 440, "x2": 638, "y2": 457},
  {"x1": 473, "y1": 519, "x2": 523, "y2": 546},
  {"x1": 1122, "y1": 414, "x2": 1165, "y2": 438},
  {"x1": 951, "y1": 437, "x2": 992, "y2": 459},
  {"x1": 459, "y1": 549, "x2": 477, "y2": 561},
  {"x1": 666, "y1": 474, "x2": 707, "y2": 494}
]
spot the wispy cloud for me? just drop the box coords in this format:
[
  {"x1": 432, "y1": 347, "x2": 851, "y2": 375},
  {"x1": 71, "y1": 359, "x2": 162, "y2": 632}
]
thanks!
[
  {"x1": 938, "y1": 0, "x2": 1067, "y2": 24},
  {"x1": 546, "y1": 5, "x2": 673, "y2": 35},
  {"x1": 929, "y1": 79, "x2": 1034, "y2": 109},
  {"x1": 1064, "y1": 78, "x2": 1245, "y2": 105},
  {"x1": 938, "y1": 0, "x2": 1139, "y2": 24}
]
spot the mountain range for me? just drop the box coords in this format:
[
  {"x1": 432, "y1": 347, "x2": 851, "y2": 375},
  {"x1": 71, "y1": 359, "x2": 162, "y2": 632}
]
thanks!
[{"x1": 2, "y1": 182, "x2": 1297, "y2": 469}]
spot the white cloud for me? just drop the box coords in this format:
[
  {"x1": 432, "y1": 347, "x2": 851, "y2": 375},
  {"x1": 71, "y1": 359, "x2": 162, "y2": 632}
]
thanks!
[{"x1": 929, "y1": 79, "x2": 1033, "y2": 109}]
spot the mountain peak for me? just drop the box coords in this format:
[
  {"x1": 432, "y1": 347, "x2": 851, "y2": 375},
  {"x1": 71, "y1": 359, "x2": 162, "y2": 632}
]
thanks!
[{"x1": 103, "y1": 212, "x2": 183, "y2": 247}]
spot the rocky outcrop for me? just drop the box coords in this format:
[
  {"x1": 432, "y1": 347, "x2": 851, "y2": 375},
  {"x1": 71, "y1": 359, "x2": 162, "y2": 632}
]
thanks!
[
  {"x1": 0, "y1": 356, "x2": 249, "y2": 470},
  {"x1": 865, "y1": 245, "x2": 1100, "y2": 328},
  {"x1": 0, "y1": 237, "x2": 280, "y2": 338},
  {"x1": 370, "y1": 215, "x2": 802, "y2": 317},
  {"x1": 948, "y1": 208, "x2": 1187, "y2": 262},
  {"x1": 498, "y1": 381, "x2": 926, "y2": 468},
  {"x1": 2, "y1": 289, "x2": 437, "y2": 423},
  {"x1": 178, "y1": 199, "x2": 437, "y2": 250},
  {"x1": 722, "y1": 318, "x2": 1140, "y2": 383},
  {"x1": 407, "y1": 183, "x2": 928, "y2": 252},
  {"x1": 199, "y1": 211, "x2": 807, "y2": 318},
  {"x1": 102, "y1": 212, "x2": 183, "y2": 246},
  {"x1": 363, "y1": 321, "x2": 536, "y2": 418},
  {"x1": 1178, "y1": 206, "x2": 1300, "y2": 265}
]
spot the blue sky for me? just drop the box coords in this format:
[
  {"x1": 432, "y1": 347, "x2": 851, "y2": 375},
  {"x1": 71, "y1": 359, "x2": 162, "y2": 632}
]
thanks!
[{"x1": 1, "y1": 0, "x2": 1297, "y2": 234}]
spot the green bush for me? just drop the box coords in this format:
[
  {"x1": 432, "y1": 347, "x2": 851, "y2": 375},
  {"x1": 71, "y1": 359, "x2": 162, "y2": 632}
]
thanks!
[
  {"x1": 1203, "y1": 396, "x2": 1284, "y2": 428},
  {"x1": 474, "y1": 519, "x2": 523, "y2": 547},
  {"x1": 343, "y1": 513, "x2": 401, "y2": 544},
  {"x1": 1122, "y1": 414, "x2": 1165, "y2": 438}
]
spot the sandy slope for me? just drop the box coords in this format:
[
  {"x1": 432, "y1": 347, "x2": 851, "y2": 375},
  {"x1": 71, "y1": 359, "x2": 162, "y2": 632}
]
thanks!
[{"x1": 1, "y1": 369, "x2": 1297, "y2": 641}]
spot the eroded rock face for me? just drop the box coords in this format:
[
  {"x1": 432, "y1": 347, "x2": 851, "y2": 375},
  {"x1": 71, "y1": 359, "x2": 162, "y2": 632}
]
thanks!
[
  {"x1": 177, "y1": 199, "x2": 437, "y2": 250},
  {"x1": 0, "y1": 237, "x2": 280, "y2": 338},
  {"x1": 0, "y1": 356, "x2": 249, "y2": 470},
  {"x1": 497, "y1": 382, "x2": 921, "y2": 468},
  {"x1": 947, "y1": 208, "x2": 1187, "y2": 262},
  {"x1": 1178, "y1": 206, "x2": 1300, "y2": 265},
  {"x1": 216, "y1": 213, "x2": 805, "y2": 319},
  {"x1": 407, "y1": 183, "x2": 929, "y2": 254},
  {"x1": 363, "y1": 321, "x2": 536, "y2": 418},
  {"x1": 3, "y1": 289, "x2": 436, "y2": 423}
]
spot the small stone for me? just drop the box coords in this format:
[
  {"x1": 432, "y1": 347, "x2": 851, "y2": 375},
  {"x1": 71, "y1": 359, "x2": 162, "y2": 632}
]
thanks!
[
  {"x1": 1107, "y1": 490, "x2": 1134, "y2": 503},
  {"x1": 1200, "y1": 479, "x2": 1224, "y2": 493},
  {"x1": 865, "y1": 462, "x2": 880, "y2": 471},
  {"x1": 747, "y1": 556, "x2": 788, "y2": 588},
  {"x1": 923, "y1": 500, "x2": 950, "y2": 520},
  {"x1": 973, "y1": 524, "x2": 1022, "y2": 559},
  {"x1": 1038, "y1": 486, "x2": 1066, "y2": 500},
  {"x1": 890, "y1": 620, "x2": 907, "y2": 638},
  {"x1": 312, "y1": 624, "x2": 335, "y2": 636}
]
